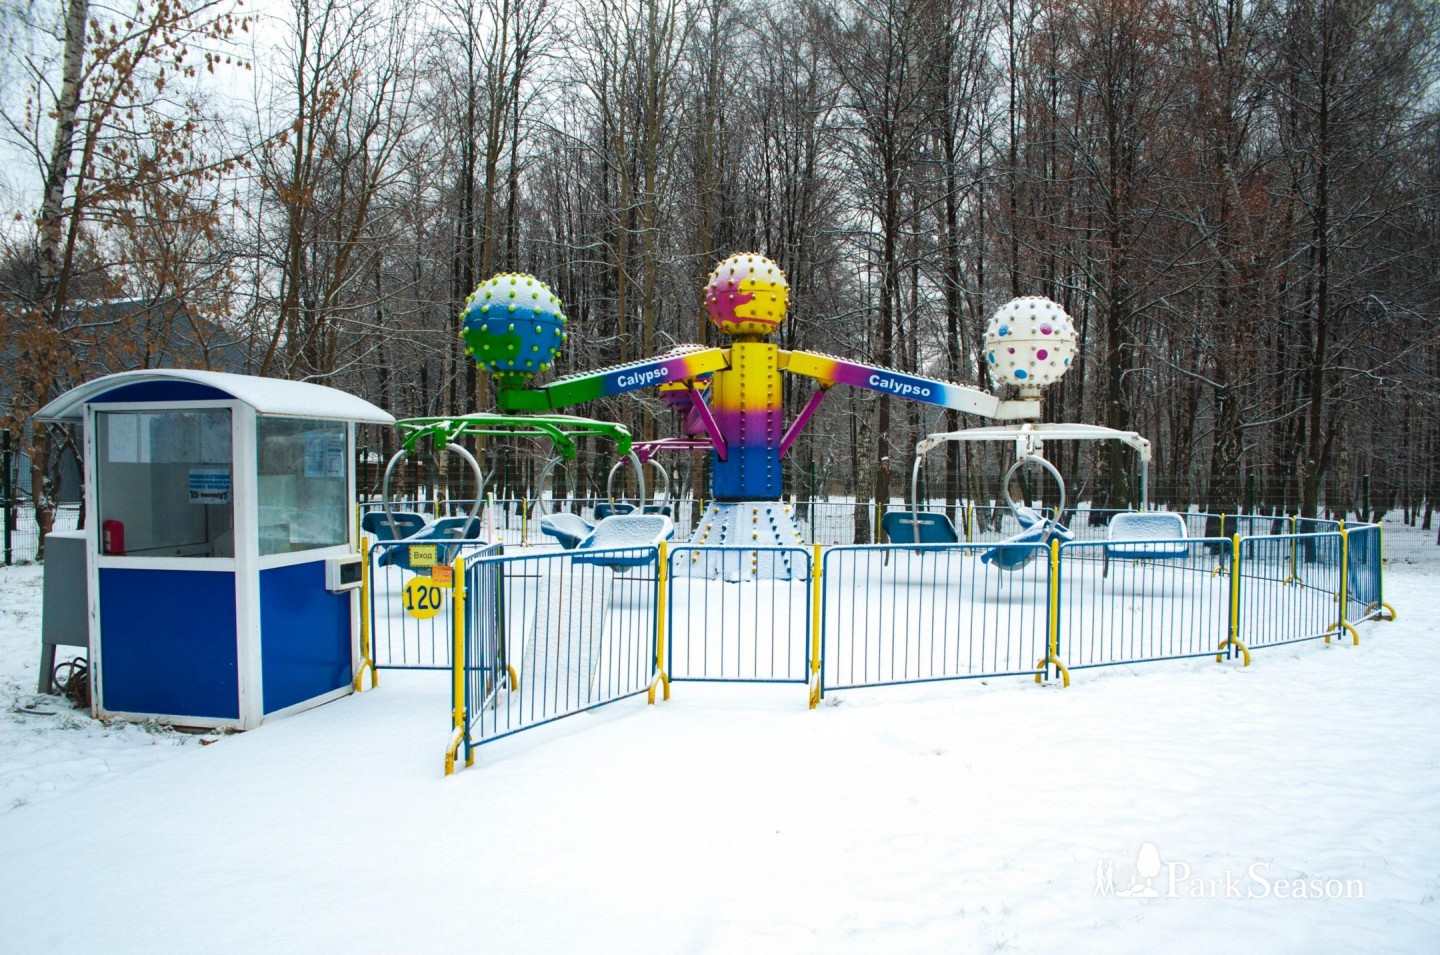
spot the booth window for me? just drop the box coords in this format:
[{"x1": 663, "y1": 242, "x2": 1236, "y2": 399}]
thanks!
[
  {"x1": 257, "y1": 416, "x2": 348, "y2": 555},
  {"x1": 95, "y1": 410, "x2": 235, "y2": 558}
]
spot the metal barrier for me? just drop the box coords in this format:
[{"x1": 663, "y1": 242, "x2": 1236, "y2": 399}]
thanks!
[
  {"x1": 819, "y1": 542, "x2": 1052, "y2": 696},
  {"x1": 363, "y1": 514, "x2": 1400, "y2": 773},
  {"x1": 448, "y1": 544, "x2": 662, "y2": 771},
  {"x1": 1345, "y1": 524, "x2": 1392, "y2": 624},
  {"x1": 362, "y1": 538, "x2": 502, "y2": 674},
  {"x1": 1236, "y1": 533, "x2": 1343, "y2": 649},
  {"x1": 1056, "y1": 538, "x2": 1233, "y2": 669},
  {"x1": 666, "y1": 546, "x2": 814, "y2": 684}
]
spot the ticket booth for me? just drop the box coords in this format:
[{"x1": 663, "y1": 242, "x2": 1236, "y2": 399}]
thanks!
[{"x1": 36, "y1": 370, "x2": 393, "y2": 730}]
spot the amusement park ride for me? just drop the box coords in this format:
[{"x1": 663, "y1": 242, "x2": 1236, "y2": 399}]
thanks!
[{"x1": 383, "y1": 253, "x2": 1150, "y2": 578}]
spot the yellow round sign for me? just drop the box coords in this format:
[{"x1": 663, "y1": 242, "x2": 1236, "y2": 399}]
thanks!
[{"x1": 401, "y1": 576, "x2": 445, "y2": 620}]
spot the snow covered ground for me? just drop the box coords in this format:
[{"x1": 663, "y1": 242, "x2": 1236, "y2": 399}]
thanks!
[{"x1": 1, "y1": 554, "x2": 1437, "y2": 952}]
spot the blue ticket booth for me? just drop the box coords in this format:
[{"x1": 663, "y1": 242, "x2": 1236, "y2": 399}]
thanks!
[{"x1": 37, "y1": 370, "x2": 393, "y2": 730}]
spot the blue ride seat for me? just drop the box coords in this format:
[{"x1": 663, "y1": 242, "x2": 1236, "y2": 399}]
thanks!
[
  {"x1": 1103, "y1": 511, "x2": 1189, "y2": 577},
  {"x1": 538, "y1": 512, "x2": 595, "y2": 550},
  {"x1": 361, "y1": 510, "x2": 427, "y2": 542},
  {"x1": 571, "y1": 514, "x2": 674, "y2": 570},
  {"x1": 881, "y1": 511, "x2": 960, "y2": 545},
  {"x1": 981, "y1": 516, "x2": 1073, "y2": 571},
  {"x1": 378, "y1": 515, "x2": 485, "y2": 569},
  {"x1": 594, "y1": 502, "x2": 636, "y2": 521},
  {"x1": 641, "y1": 503, "x2": 673, "y2": 518}
]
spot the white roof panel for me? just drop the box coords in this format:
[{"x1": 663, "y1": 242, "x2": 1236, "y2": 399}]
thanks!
[{"x1": 35, "y1": 369, "x2": 394, "y2": 424}]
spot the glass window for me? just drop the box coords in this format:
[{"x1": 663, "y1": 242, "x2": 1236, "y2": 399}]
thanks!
[
  {"x1": 257, "y1": 416, "x2": 349, "y2": 556},
  {"x1": 95, "y1": 410, "x2": 234, "y2": 557}
]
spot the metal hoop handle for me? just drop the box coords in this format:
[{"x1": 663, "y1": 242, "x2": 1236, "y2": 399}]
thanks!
[
  {"x1": 381, "y1": 445, "x2": 487, "y2": 538},
  {"x1": 1002, "y1": 454, "x2": 1066, "y2": 533},
  {"x1": 603, "y1": 452, "x2": 649, "y2": 506},
  {"x1": 534, "y1": 454, "x2": 570, "y2": 517}
]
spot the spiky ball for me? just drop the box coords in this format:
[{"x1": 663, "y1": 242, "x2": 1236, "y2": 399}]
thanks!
[
  {"x1": 460, "y1": 273, "x2": 566, "y2": 382},
  {"x1": 983, "y1": 297, "x2": 1077, "y2": 391},
  {"x1": 704, "y1": 253, "x2": 789, "y2": 337}
]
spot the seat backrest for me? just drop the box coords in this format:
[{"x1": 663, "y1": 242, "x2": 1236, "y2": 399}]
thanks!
[
  {"x1": 881, "y1": 511, "x2": 959, "y2": 545},
  {"x1": 1108, "y1": 511, "x2": 1188, "y2": 541},
  {"x1": 594, "y1": 502, "x2": 636, "y2": 521},
  {"x1": 539, "y1": 512, "x2": 594, "y2": 550},
  {"x1": 430, "y1": 516, "x2": 484, "y2": 540},
  {"x1": 361, "y1": 510, "x2": 427, "y2": 541}
]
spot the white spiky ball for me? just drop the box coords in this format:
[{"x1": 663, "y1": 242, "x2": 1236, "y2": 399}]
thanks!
[{"x1": 983, "y1": 297, "x2": 1077, "y2": 391}]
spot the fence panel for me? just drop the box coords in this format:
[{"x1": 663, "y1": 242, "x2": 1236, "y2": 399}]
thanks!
[
  {"x1": 666, "y1": 546, "x2": 813, "y2": 683},
  {"x1": 1057, "y1": 539, "x2": 1231, "y2": 669},
  {"x1": 1344, "y1": 524, "x2": 1384, "y2": 623},
  {"x1": 820, "y1": 542, "x2": 1051, "y2": 694},
  {"x1": 462, "y1": 546, "x2": 660, "y2": 751},
  {"x1": 366, "y1": 539, "x2": 502, "y2": 669},
  {"x1": 1237, "y1": 533, "x2": 1342, "y2": 649}
]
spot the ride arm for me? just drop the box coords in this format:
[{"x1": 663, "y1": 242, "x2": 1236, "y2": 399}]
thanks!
[
  {"x1": 781, "y1": 350, "x2": 1040, "y2": 421},
  {"x1": 497, "y1": 346, "x2": 731, "y2": 412}
]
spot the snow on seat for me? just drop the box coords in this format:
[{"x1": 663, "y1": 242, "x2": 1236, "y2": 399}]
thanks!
[
  {"x1": 378, "y1": 515, "x2": 485, "y2": 569},
  {"x1": 981, "y1": 517, "x2": 1073, "y2": 572},
  {"x1": 538, "y1": 512, "x2": 595, "y2": 550},
  {"x1": 571, "y1": 513, "x2": 673, "y2": 569},
  {"x1": 1104, "y1": 512, "x2": 1189, "y2": 577}
]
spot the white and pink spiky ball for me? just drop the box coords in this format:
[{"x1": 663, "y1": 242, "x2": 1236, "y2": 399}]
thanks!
[{"x1": 983, "y1": 297, "x2": 1077, "y2": 392}]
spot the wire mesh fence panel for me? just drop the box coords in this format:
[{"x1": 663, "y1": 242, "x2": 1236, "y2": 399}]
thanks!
[
  {"x1": 1057, "y1": 540, "x2": 1231, "y2": 669},
  {"x1": 1345, "y1": 524, "x2": 1385, "y2": 622},
  {"x1": 666, "y1": 547, "x2": 812, "y2": 683},
  {"x1": 3, "y1": 503, "x2": 81, "y2": 564},
  {"x1": 465, "y1": 547, "x2": 659, "y2": 747},
  {"x1": 366, "y1": 540, "x2": 502, "y2": 669},
  {"x1": 820, "y1": 543, "x2": 1050, "y2": 693},
  {"x1": 1237, "y1": 534, "x2": 1342, "y2": 649}
]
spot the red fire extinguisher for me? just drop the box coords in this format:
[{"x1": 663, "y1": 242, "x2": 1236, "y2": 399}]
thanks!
[{"x1": 102, "y1": 519, "x2": 125, "y2": 556}]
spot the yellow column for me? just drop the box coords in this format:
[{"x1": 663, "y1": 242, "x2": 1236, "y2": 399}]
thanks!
[
  {"x1": 445, "y1": 555, "x2": 468, "y2": 775},
  {"x1": 648, "y1": 541, "x2": 671, "y2": 704},
  {"x1": 809, "y1": 544, "x2": 824, "y2": 708}
]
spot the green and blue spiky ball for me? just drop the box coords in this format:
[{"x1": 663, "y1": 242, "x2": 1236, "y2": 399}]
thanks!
[{"x1": 460, "y1": 273, "x2": 567, "y2": 382}]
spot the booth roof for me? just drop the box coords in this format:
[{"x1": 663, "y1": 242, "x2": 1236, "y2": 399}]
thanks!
[{"x1": 35, "y1": 369, "x2": 395, "y2": 425}]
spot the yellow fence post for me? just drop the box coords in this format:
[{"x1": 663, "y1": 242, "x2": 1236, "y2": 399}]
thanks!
[
  {"x1": 353, "y1": 536, "x2": 377, "y2": 691},
  {"x1": 1217, "y1": 534, "x2": 1251, "y2": 665},
  {"x1": 1327, "y1": 525, "x2": 1362, "y2": 646},
  {"x1": 809, "y1": 544, "x2": 824, "y2": 708},
  {"x1": 648, "y1": 541, "x2": 671, "y2": 704},
  {"x1": 445, "y1": 554, "x2": 468, "y2": 775},
  {"x1": 1284, "y1": 514, "x2": 1300, "y2": 586},
  {"x1": 1034, "y1": 538, "x2": 1070, "y2": 686},
  {"x1": 521, "y1": 497, "x2": 529, "y2": 546}
]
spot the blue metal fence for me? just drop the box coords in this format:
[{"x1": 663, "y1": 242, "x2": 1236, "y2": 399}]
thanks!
[
  {"x1": 453, "y1": 545, "x2": 661, "y2": 768},
  {"x1": 424, "y1": 520, "x2": 1394, "y2": 773},
  {"x1": 820, "y1": 542, "x2": 1052, "y2": 693},
  {"x1": 1056, "y1": 539, "x2": 1232, "y2": 669},
  {"x1": 365, "y1": 538, "x2": 502, "y2": 670},
  {"x1": 666, "y1": 546, "x2": 813, "y2": 684}
]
